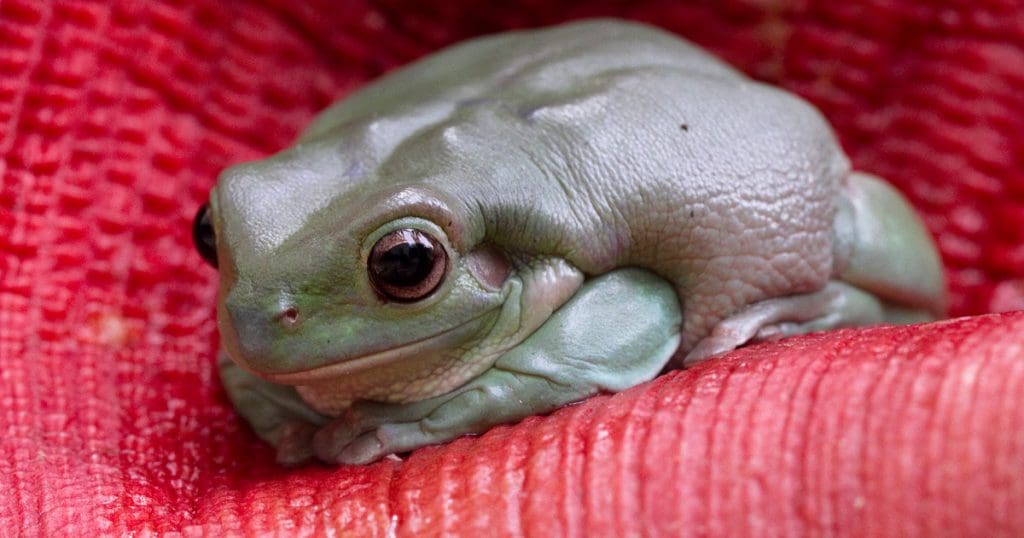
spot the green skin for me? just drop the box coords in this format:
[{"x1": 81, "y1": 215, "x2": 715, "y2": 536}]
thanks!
[{"x1": 209, "y1": 19, "x2": 946, "y2": 465}]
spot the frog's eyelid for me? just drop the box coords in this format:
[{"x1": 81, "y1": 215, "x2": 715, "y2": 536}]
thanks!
[
  {"x1": 366, "y1": 186, "x2": 467, "y2": 247},
  {"x1": 359, "y1": 216, "x2": 453, "y2": 262}
]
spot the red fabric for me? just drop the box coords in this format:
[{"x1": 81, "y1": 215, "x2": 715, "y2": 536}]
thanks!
[{"x1": 2, "y1": 0, "x2": 1023, "y2": 535}]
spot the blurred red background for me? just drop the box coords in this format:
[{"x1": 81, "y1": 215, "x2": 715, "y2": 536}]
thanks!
[{"x1": 1, "y1": 0, "x2": 1022, "y2": 535}]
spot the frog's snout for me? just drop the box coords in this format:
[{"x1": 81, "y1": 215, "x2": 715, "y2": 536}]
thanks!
[{"x1": 225, "y1": 299, "x2": 302, "y2": 362}]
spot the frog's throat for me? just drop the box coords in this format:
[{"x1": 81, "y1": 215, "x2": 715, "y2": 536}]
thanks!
[{"x1": 262, "y1": 309, "x2": 500, "y2": 385}]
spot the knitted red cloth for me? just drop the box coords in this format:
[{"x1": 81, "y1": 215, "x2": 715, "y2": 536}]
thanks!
[{"x1": 2, "y1": 1, "x2": 1022, "y2": 535}]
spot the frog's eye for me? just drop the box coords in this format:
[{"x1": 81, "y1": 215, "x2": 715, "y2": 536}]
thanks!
[
  {"x1": 192, "y1": 202, "x2": 218, "y2": 268},
  {"x1": 368, "y1": 228, "x2": 448, "y2": 302}
]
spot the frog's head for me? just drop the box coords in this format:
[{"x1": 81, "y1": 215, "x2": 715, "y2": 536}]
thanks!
[{"x1": 192, "y1": 143, "x2": 532, "y2": 387}]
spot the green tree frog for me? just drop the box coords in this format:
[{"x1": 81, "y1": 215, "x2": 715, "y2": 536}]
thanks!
[{"x1": 192, "y1": 19, "x2": 946, "y2": 465}]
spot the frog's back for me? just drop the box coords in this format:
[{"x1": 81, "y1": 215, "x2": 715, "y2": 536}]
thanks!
[
  {"x1": 216, "y1": 20, "x2": 755, "y2": 273},
  {"x1": 298, "y1": 19, "x2": 742, "y2": 143},
  {"x1": 296, "y1": 19, "x2": 850, "y2": 349}
]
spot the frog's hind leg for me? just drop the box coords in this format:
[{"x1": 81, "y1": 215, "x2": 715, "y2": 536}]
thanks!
[
  {"x1": 684, "y1": 171, "x2": 946, "y2": 365},
  {"x1": 682, "y1": 281, "x2": 891, "y2": 364},
  {"x1": 832, "y1": 171, "x2": 947, "y2": 319}
]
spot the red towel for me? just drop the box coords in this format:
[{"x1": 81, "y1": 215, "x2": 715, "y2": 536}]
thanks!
[{"x1": 1, "y1": 0, "x2": 1022, "y2": 535}]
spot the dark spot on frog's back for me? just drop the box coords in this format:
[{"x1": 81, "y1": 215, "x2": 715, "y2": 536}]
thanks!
[{"x1": 680, "y1": 123, "x2": 689, "y2": 132}]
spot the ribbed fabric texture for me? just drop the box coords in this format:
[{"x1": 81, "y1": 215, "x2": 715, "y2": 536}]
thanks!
[{"x1": 1, "y1": 1, "x2": 1022, "y2": 535}]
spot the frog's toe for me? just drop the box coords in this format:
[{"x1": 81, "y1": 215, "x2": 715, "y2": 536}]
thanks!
[
  {"x1": 336, "y1": 423, "x2": 440, "y2": 465},
  {"x1": 312, "y1": 418, "x2": 368, "y2": 463},
  {"x1": 312, "y1": 398, "x2": 446, "y2": 463},
  {"x1": 326, "y1": 395, "x2": 485, "y2": 464},
  {"x1": 336, "y1": 431, "x2": 386, "y2": 465},
  {"x1": 274, "y1": 422, "x2": 317, "y2": 466}
]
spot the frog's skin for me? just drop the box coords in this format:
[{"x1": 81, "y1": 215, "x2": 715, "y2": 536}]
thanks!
[{"x1": 205, "y1": 19, "x2": 946, "y2": 465}]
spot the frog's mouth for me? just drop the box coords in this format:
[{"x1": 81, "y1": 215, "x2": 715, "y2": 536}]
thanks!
[{"x1": 261, "y1": 309, "x2": 498, "y2": 384}]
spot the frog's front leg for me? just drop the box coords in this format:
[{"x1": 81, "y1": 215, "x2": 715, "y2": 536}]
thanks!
[
  {"x1": 312, "y1": 268, "x2": 682, "y2": 465},
  {"x1": 218, "y1": 352, "x2": 330, "y2": 464}
]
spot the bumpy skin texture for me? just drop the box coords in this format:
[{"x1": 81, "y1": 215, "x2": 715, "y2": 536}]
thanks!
[{"x1": 210, "y1": 19, "x2": 945, "y2": 464}]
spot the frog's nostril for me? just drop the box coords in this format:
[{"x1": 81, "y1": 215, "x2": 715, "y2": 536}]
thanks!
[{"x1": 277, "y1": 307, "x2": 300, "y2": 328}]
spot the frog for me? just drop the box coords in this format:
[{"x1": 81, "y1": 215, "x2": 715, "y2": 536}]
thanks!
[{"x1": 192, "y1": 19, "x2": 946, "y2": 465}]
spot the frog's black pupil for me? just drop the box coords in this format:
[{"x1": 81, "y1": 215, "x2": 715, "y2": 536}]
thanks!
[
  {"x1": 192, "y1": 202, "x2": 218, "y2": 268},
  {"x1": 368, "y1": 228, "x2": 447, "y2": 302},
  {"x1": 376, "y1": 241, "x2": 436, "y2": 286}
]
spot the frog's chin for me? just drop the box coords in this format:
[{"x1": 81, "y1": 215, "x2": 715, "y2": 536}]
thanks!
[{"x1": 261, "y1": 309, "x2": 499, "y2": 385}]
